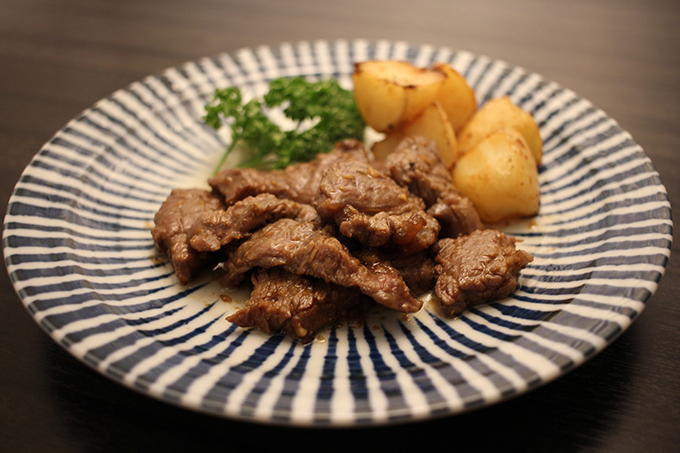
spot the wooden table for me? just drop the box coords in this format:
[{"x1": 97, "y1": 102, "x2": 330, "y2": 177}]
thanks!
[{"x1": 1, "y1": 0, "x2": 678, "y2": 451}]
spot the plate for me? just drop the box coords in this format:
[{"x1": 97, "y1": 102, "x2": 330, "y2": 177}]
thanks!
[{"x1": 2, "y1": 40, "x2": 672, "y2": 426}]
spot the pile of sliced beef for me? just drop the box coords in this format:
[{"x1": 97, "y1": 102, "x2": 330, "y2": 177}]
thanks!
[{"x1": 152, "y1": 137, "x2": 533, "y2": 343}]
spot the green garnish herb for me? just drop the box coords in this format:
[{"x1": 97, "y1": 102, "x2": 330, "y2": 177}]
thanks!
[{"x1": 204, "y1": 77, "x2": 366, "y2": 173}]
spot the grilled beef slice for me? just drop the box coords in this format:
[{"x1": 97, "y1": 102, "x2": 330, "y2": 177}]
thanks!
[
  {"x1": 151, "y1": 188, "x2": 225, "y2": 284},
  {"x1": 282, "y1": 139, "x2": 371, "y2": 204},
  {"x1": 226, "y1": 268, "x2": 369, "y2": 343},
  {"x1": 314, "y1": 156, "x2": 440, "y2": 253},
  {"x1": 433, "y1": 229, "x2": 533, "y2": 316},
  {"x1": 189, "y1": 193, "x2": 320, "y2": 252},
  {"x1": 209, "y1": 139, "x2": 369, "y2": 205},
  {"x1": 388, "y1": 251, "x2": 437, "y2": 295},
  {"x1": 222, "y1": 219, "x2": 423, "y2": 313},
  {"x1": 356, "y1": 249, "x2": 436, "y2": 295},
  {"x1": 208, "y1": 167, "x2": 292, "y2": 205},
  {"x1": 385, "y1": 136, "x2": 483, "y2": 237}
]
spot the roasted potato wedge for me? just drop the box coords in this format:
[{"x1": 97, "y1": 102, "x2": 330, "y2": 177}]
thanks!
[
  {"x1": 458, "y1": 96, "x2": 543, "y2": 164},
  {"x1": 452, "y1": 128, "x2": 540, "y2": 224},
  {"x1": 371, "y1": 130, "x2": 405, "y2": 161},
  {"x1": 431, "y1": 62, "x2": 477, "y2": 133},
  {"x1": 371, "y1": 102, "x2": 459, "y2": 167},
  {"x1": 353, "y1": 60, "x2": 445, "y2": 132},
  {"x1": 402, "y1": 102, "x2": 459, "y2": 168}
]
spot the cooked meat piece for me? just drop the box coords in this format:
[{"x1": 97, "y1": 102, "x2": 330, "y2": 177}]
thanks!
[
  {"x1": 282, "y1": 139, "x2": 371, "y2": 204},
  {"x1": 226, "y1": 268, "x2": 369, "y2": 343},
  {"x1": 189, "y1": 193, "x2": 320, "y2": 252},
  {"x1": 354, "y1": 248, "x2": 405, "y2": 284},
  {"x1": 208, "y1": 167, "x2": 293, "y2": 205},
  {"x1": 314, "y1": 156, "x2": 440, "y2": 253},
  {"x1": 151, "y1": 188, "x2": 225, "y2": 284},
  {"x1": 389, "y1": 251, "x2": 437, "y2": 295},
  {"x1": 222, "y1": 219, "x2": 423, "y2": 313},
  {"x1": 385, "y1": 136, "x2": 453, "y2": 206},
  {"x1": 385, "y1": 136, "x2": 483, "y2": 237},
  {"x1": 433, "y1": 229, "x2": 533, "y2": 316},
  {"x1": 356, "y1": 249, "x2": 436, "y2": 295},
  {"x1": 426, "y1": 200, "x2": 481, "y2": 239},
  {"x1": 209, "y1": 139, "x2": 370, "y2": 205}
]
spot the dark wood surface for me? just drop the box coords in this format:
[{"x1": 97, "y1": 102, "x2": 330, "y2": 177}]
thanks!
[{"x1": 1, "y1": 0, "x2": 679, "y2": 451}]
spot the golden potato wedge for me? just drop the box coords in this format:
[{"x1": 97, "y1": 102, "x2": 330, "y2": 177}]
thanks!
[
  {"x1": 371, "y1": 131, "x2": 405, "y2": 161},
  {"x1": 371, "y1": 102, "x2": 459, "y2": 167},
  {"x1": 452, "y1": 128, "x2": 540, "y2": 224},
  {"x1": 402, "y1": 102, "x2": 459, "y2": 168},
  {"x1": 431, "y1": 62, "x2": 477, "y2": 133},
  {"x1": 458, "y1": 96, "x2": 543, "y2": 164},
  {"x1": 353, "y1": 60, "x2": 445, "y2": 132}
]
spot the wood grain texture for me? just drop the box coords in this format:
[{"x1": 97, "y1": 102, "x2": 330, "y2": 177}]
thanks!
[{"x1": 1, "y1": 0, "x2": 678, "y2": 451}]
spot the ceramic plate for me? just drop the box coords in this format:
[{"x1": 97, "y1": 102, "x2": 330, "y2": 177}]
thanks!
[{"x1": 2, "y1": 40, "x2": 672, "y2": 426}]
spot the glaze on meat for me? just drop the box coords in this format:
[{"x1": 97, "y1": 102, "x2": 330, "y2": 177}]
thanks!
[
  {"x1": 434, "y1": 229, "x2": 534, "y2": 316},
  {"x1": 314, "y1": 156, "x2": 440, "y2": 253},
  {"x1": 226, "y1": 268, "x2": 369, "y2": 343},
  {"x1": 386, "y1": 136, "x2": 483, "y2": 237},
  {"x1": 222, "y1": 219, "x2": 423, "y2": 313},
  {"x1": 151, "y1": 137, "x2": 533, "y2": 341},
  {"x1": 151, "y1": 188, "x2": 225, "y2": 284},
  {"x1": 189, "y1": 193, "x2": 320, "y2": 252}
]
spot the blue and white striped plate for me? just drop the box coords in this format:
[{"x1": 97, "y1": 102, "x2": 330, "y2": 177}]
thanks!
[{"x1": 3, "y1": 40, "x2": 672, "y2": 426}]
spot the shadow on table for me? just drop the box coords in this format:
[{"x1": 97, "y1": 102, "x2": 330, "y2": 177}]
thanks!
[{"x1": 43, "y1": 326, "x2": 640, "y2": 452}]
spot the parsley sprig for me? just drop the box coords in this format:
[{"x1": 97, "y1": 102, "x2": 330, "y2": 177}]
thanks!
[{"x1": 204, "y1": 77, "x2": 365, "y2": 173}]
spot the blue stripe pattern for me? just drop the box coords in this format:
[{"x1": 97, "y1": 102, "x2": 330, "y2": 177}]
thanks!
[{"x1": 2, "y1": 40, "x2": 672, "y2": 426}]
